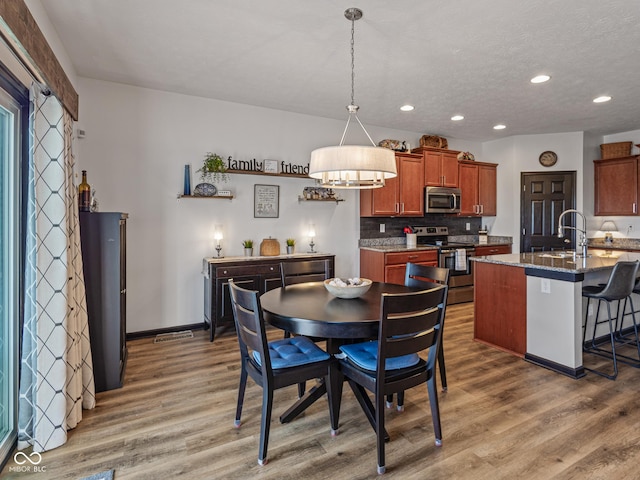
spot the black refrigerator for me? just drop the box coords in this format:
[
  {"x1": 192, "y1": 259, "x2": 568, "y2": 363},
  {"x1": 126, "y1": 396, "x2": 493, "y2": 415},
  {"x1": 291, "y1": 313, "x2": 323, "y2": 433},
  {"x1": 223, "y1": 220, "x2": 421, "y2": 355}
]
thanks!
[{"x1": 79, "y1": 211, "x2": 128, "y2": 392}]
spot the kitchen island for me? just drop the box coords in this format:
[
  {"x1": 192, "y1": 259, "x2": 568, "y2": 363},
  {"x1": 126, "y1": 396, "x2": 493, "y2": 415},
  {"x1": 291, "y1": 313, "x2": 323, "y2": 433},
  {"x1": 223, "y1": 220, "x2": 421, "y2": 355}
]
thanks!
[{"x1": 472, "y1": 249, "x2": 640, "y2": 378}]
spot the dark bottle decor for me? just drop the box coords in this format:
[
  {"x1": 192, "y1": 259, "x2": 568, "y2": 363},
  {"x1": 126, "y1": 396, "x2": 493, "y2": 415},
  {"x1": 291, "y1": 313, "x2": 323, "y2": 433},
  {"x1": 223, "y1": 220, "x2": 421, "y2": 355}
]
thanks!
[
  {"x1": 78, "y1": 170, "x2": 91, "y2": 212},
  {"x1": 183, "y1": 164, "x2": 192, "y2": 196}
]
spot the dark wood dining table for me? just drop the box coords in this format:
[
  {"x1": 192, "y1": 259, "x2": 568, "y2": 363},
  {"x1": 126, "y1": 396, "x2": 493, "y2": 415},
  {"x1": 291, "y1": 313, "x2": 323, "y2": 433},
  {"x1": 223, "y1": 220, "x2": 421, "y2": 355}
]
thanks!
[{"x1": 260, "y1": 281, "x2": 424, "y2": 424}]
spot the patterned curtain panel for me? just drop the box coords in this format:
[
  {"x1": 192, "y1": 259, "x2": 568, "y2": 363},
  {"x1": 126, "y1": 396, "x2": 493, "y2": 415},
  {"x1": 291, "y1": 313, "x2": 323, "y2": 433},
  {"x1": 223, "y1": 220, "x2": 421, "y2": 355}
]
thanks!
[{"x1": 18, "y1": 84, "x2": 95, "y2": 452}]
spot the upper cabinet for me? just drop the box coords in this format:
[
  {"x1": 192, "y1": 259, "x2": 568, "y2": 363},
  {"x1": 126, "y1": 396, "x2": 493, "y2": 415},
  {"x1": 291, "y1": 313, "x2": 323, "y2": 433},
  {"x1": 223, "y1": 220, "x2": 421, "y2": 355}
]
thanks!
[
  {"x1": 360, "y1": 152, "x2": 424, "y2": 217},
  {"x1": 594, "y1": 156, "x2": 639, "y2": 216},
  {"x1": 413, "y1": 147, "x2": 460, "y2": 187},
  {"x1": 458, "y1": 161, "x2": 497, "y2": 216}
]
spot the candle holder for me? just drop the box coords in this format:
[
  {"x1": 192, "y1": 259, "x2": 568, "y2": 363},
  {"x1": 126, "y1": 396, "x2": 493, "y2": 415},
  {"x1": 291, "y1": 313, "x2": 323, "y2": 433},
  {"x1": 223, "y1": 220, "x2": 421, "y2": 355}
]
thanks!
[
  {"x1": 214, "y1": 225, "x2": 224, "y2": 258},
  {"x1": 308, "y1": 224, "x2": 316, "y2": 253}
]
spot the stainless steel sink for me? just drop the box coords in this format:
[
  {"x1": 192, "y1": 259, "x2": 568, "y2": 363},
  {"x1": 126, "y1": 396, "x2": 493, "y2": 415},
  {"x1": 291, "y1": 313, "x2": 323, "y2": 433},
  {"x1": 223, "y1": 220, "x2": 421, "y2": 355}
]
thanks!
[{"x1": 540, "y1": 252, "x2": 573, "y2": 259}]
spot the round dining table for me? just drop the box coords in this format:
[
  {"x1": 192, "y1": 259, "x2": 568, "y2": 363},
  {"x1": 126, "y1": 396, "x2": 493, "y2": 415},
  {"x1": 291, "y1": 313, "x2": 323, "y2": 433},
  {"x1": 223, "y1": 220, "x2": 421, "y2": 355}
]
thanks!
[
  {"x1": 260, "y1": 281, "x2": 425, "y2": 425},
  {"x1": 260, "y1": 281, "x2": 423, "y2": 352}
]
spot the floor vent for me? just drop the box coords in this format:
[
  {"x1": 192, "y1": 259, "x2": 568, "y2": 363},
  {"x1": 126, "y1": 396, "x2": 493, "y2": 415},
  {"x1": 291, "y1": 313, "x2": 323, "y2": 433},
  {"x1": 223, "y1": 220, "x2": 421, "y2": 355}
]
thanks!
[{"x1": 153, "y1": 330, "x2": 194, "y2": 343}]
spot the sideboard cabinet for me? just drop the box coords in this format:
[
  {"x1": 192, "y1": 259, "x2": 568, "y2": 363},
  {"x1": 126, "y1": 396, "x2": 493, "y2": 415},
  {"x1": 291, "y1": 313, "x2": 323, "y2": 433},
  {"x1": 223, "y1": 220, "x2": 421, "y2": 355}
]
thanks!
[{"x1": 203, "y1": 254, "x2": 335, "y2": 341}]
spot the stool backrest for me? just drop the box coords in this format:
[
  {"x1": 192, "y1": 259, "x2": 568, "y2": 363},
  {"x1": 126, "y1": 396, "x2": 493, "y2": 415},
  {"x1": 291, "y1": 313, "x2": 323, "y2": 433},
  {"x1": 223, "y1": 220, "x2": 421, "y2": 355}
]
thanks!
[{"x1": 600, "y1": 260, "x2": 640, "y2": 300}]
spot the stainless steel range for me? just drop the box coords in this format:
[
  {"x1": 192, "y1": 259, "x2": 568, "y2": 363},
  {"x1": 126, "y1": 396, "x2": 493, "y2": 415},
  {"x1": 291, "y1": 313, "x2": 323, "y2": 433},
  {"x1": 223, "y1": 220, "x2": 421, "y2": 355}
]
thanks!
[{"x1": 412, "y1": 226, "x2": 475, "y2": 305}]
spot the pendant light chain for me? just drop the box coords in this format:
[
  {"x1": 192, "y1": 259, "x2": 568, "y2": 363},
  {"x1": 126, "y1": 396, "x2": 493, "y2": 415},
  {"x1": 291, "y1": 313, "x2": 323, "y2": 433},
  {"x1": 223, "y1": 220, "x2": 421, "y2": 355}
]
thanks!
[{"x1": 350, "y1": 15, "x2": 356, "y2": 107}]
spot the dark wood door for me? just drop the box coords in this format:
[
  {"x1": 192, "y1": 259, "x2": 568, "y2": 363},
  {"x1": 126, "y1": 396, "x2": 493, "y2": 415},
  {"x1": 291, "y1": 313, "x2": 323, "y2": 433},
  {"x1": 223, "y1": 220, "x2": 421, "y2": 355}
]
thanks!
[{"x1": 521, "y1": 171, "x2": 576, "y2": 252}]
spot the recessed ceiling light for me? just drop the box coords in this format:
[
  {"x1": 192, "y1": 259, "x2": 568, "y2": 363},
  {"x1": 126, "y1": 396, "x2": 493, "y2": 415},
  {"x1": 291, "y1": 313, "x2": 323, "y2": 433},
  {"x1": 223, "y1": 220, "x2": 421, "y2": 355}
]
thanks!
[
  {"x1": 531, "y1": 75, "x2": 551, "y2": 84},
  {"x1": 451, "y1": 115, "x2": 464, "y2": 121},
  {"x1": 400, "y1": 104, "x2": 414, "y2": 111},
  {"x1": 593, "y1": 96, "x2": 612, "y2": 103},
  {"x1": 493, "y1": 124, "x2": 506, "y2": 130}
]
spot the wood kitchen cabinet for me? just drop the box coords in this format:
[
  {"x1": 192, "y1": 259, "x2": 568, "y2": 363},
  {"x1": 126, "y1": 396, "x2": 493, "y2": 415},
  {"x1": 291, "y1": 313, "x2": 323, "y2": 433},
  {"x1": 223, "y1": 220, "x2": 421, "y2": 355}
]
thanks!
[
  {"x1": 203, "y1": 254, "x2": 335, "y2": 341},
  {"x1": 475, "y1": 244, "x2": 512, "y2": 256},
  {"x1": 413, "y1": 147, "x2": 460, "y2": 187},
  {"x1": 474, "y1": 261, "x2": 526, "y2": 356},
  {"x1": 594, "y1": 156, "x2": 639, "y2": 216},
  {"x1": 458, "y1": 160, "x2": 497, "y2": 216},
  {"x1": 360, "y1": 249, "x2": 438, "y2": 285},
  {"x1": 360, "y1": 152, "x2": 424, "y2": 217}
]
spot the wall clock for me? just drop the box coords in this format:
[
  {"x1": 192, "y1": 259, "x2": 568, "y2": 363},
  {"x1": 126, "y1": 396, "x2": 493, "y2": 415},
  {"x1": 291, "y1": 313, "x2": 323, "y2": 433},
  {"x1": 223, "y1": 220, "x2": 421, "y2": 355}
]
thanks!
[{"x1": 539, "y1": 150, "x2": 558, "y2": 167}]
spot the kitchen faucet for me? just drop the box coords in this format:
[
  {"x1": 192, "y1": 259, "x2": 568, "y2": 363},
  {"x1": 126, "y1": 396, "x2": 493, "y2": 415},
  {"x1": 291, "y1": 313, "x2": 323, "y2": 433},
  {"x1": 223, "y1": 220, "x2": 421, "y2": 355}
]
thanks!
[{"x1": 557, "y1": 209, "x2": 588, "y2": 257}]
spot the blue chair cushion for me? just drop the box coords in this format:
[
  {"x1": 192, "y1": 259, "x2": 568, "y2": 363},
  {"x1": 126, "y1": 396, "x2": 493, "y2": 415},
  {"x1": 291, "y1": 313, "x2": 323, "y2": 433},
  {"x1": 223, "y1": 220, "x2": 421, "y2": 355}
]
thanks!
[
  {"x1": 253, "y1": 336, "x2": 330, "y2": 369},
  {"x1": 339, "y1": 341, "x2": 420, "y2": 371}
]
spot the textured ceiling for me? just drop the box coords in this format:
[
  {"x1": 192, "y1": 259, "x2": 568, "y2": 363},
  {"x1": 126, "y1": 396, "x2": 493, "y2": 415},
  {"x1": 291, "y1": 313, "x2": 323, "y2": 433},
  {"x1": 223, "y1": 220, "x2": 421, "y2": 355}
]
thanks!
[{"x1": 39, "y1": 0, "x2": 640, "y2": 141}]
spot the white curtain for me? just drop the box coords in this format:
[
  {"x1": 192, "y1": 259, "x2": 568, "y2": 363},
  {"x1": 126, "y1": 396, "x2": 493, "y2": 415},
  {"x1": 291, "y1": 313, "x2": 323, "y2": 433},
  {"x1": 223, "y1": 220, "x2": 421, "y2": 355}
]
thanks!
[{"x1": 18, "y1": 84, "x2": 95, "y2": 452}]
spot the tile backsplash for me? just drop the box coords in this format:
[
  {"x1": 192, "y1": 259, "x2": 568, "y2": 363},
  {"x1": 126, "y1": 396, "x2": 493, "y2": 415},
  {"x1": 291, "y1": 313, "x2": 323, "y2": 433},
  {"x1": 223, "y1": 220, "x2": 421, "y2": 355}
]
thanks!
[{"x1": 360, "y1": 216, "x2": 482, "y2": 240}]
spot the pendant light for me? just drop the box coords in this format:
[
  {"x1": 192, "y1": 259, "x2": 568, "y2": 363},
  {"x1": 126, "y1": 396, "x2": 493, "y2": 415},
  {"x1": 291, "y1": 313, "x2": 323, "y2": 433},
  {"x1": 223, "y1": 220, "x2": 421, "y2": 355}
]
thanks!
[{"x1": 308, "y1": 8, "x2": 397, "y2": 189}]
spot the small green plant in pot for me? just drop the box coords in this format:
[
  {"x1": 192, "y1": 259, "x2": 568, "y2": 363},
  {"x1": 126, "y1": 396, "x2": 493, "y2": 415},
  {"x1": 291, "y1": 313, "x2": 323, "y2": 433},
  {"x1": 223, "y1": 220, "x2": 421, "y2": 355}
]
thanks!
[
  {"x1": 198, "y1": 152, "x2": 229, "y2": 184},
  {"x1": 286, "y1": 238, "x2": 295, "y2": 254},
  {"x1": 242, "y1": 239, "x2": 254, "y2": 256}
]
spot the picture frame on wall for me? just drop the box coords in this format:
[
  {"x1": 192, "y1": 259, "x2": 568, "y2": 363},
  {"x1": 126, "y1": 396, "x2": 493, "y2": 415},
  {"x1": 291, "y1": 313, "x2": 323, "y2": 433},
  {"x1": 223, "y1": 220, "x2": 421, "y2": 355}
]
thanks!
[
  {"x1": 254, "y1": 184, "x2": 279, "y2": 218},
  {"x1": 263, "y1": 159, "x2": 279, "y2": 174}
]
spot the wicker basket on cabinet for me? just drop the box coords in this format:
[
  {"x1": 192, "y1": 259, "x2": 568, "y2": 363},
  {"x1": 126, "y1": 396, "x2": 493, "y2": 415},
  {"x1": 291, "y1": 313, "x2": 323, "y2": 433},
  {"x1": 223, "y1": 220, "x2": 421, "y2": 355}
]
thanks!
[{"x1": 600, "y1": 142, "x2": 632, "y2": 159}]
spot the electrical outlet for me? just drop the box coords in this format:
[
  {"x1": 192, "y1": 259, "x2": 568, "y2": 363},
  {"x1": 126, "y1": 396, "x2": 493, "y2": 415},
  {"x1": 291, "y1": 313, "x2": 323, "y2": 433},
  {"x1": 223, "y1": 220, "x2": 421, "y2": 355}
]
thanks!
[
  {"x1": 465, "y1": 223, "x2": 470, "y2": 231},
  {"x1": 380, "y1": 224, "x2": 385, "y2": 233},
  {"x1": 541, "y1": 278, "x2": 551, "y2": 294}
]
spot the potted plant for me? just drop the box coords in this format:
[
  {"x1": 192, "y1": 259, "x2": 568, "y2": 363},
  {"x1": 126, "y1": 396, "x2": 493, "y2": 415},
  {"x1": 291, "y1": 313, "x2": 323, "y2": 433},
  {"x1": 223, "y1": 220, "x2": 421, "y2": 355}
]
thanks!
[
  {"x1": 198, "y1": 152, "x2": 229, "y2": 184},
  {"x1": 285, "y1": 238, "x2": 295, "y2": 255},
  {"x1": 242, "y1": 239, "x2": 254, "y2": 257}
]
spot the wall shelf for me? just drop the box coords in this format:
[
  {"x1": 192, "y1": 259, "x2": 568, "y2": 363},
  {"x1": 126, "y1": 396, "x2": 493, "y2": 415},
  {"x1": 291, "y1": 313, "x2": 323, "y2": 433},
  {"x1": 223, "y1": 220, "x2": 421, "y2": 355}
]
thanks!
[
  {"x1": 177, "y1": 194, "x2": 234, "y2": 200},
  {"x1": 297, "y1": 196, "x2": 344, "y2": 205},
  {"x1": 227, "y1": 169, "x2": 310, "y2": 179}
]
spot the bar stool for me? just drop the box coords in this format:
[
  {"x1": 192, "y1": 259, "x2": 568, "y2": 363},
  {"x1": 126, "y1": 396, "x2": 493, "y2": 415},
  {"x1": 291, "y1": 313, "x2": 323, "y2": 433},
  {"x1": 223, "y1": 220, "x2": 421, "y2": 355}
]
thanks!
[
  {"x1": 582, "y1": 260, "x2": 639, "y2": 380},
  {"x1": 613, "y1": 276, "x2": 640, "y2": 363}
]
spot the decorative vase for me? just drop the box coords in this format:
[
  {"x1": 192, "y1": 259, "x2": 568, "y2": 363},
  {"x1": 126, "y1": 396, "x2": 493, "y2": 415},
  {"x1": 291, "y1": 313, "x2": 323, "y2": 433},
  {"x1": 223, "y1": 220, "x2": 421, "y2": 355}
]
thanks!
[
  {"x1": 183, "y1": 165, "x2": 191, "y2": 196},
  {"x1": 286, "y1": 245, "x2": 295, "y2": 255},
  {"x1": 244, "y1": 248, "x2": 253, "y2": 257},
  {"x1": 193, "y1": 183, "x2": 217, "y2": 197}
]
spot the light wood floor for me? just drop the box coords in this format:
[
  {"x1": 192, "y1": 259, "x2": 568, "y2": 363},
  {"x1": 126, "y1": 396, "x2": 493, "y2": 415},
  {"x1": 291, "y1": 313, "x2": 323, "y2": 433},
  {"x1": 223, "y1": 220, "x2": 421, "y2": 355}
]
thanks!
[{"x1": 4, "y1": 303, "x2": 640, "y2": 479}]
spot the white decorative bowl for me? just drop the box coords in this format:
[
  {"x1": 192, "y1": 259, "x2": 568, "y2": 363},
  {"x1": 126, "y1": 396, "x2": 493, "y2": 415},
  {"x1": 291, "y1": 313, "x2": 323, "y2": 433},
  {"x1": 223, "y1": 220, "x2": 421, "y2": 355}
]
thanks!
[{"x1": 324, "y1": 278, "x2": 372, "y2": 299}]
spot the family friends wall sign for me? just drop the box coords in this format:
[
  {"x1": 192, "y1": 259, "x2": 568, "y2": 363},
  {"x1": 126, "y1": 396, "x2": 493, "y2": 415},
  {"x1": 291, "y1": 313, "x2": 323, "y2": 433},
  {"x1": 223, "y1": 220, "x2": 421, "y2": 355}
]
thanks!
[{"x1": 225, "y1": 156, "x2": 310, "y2": 176}]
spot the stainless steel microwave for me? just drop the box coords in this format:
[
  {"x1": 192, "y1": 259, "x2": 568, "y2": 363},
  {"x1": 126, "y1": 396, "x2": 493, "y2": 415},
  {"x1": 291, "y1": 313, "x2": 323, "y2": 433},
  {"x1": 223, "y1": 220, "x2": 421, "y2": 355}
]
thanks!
[{"x1": 425, "y1": 186, "x2": 461, "y2": 213}]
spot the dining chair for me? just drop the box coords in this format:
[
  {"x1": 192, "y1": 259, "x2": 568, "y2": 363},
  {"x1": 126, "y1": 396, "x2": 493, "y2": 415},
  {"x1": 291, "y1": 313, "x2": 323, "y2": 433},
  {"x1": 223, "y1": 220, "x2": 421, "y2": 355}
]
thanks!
[
  {"x1": 280, "y1": 259, "x2": 332, "y2": 396},
  {"x1": 386, "y1": 263, "x2": 450, "y2": 411},
  {"x1": 228, "y1": 279, "x2": 338, "y2": 466},
  {"x1": 582, "y1": 260, "x2": 640, "y2": 379},
  {"x1": 280, "y1": 259, "x2": 332, "y2": 286},
  {"x1": 337, "y1": 284, "x2": 448, "y2": 474}
]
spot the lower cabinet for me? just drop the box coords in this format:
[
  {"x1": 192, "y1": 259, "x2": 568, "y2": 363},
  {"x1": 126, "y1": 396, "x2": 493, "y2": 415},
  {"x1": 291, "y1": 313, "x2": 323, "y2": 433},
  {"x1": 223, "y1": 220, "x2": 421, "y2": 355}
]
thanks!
[
  {"x1": 475, "y1": 244, "x2": 512, "y2": 256},
  {"x1": 360, "y1": 249, "x2": 438, "y2": 285},
  {"x1": 203, "y1": 254, "x2": 335, "y2": 341}
]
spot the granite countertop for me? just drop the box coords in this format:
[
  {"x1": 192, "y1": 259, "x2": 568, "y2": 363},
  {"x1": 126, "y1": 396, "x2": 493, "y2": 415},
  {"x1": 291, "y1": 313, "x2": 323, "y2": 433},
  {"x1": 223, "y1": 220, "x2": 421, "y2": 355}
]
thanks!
[
  {"x1": 204, "y1": 252, "x2": 333, "y2": 264},
  {"x1": 472, "y1": 250, "x2": 640, "y2": 274},
  {"x1": 359, "y1": 237, "x2": 512, "y2": 253},
  {"x1": 359, "y1": 245, "x2": 441, "y2": 253}
]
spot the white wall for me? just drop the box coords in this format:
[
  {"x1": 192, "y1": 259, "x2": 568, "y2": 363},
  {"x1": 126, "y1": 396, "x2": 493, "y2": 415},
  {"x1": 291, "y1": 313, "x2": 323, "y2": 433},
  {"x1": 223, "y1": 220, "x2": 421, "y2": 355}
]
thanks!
[
  {"x1": 482, "y1": 132, "x2": 585, "y2": 252},
  {"x1": 75, "y1": 78, "x2": 423, "y2": 333}
]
